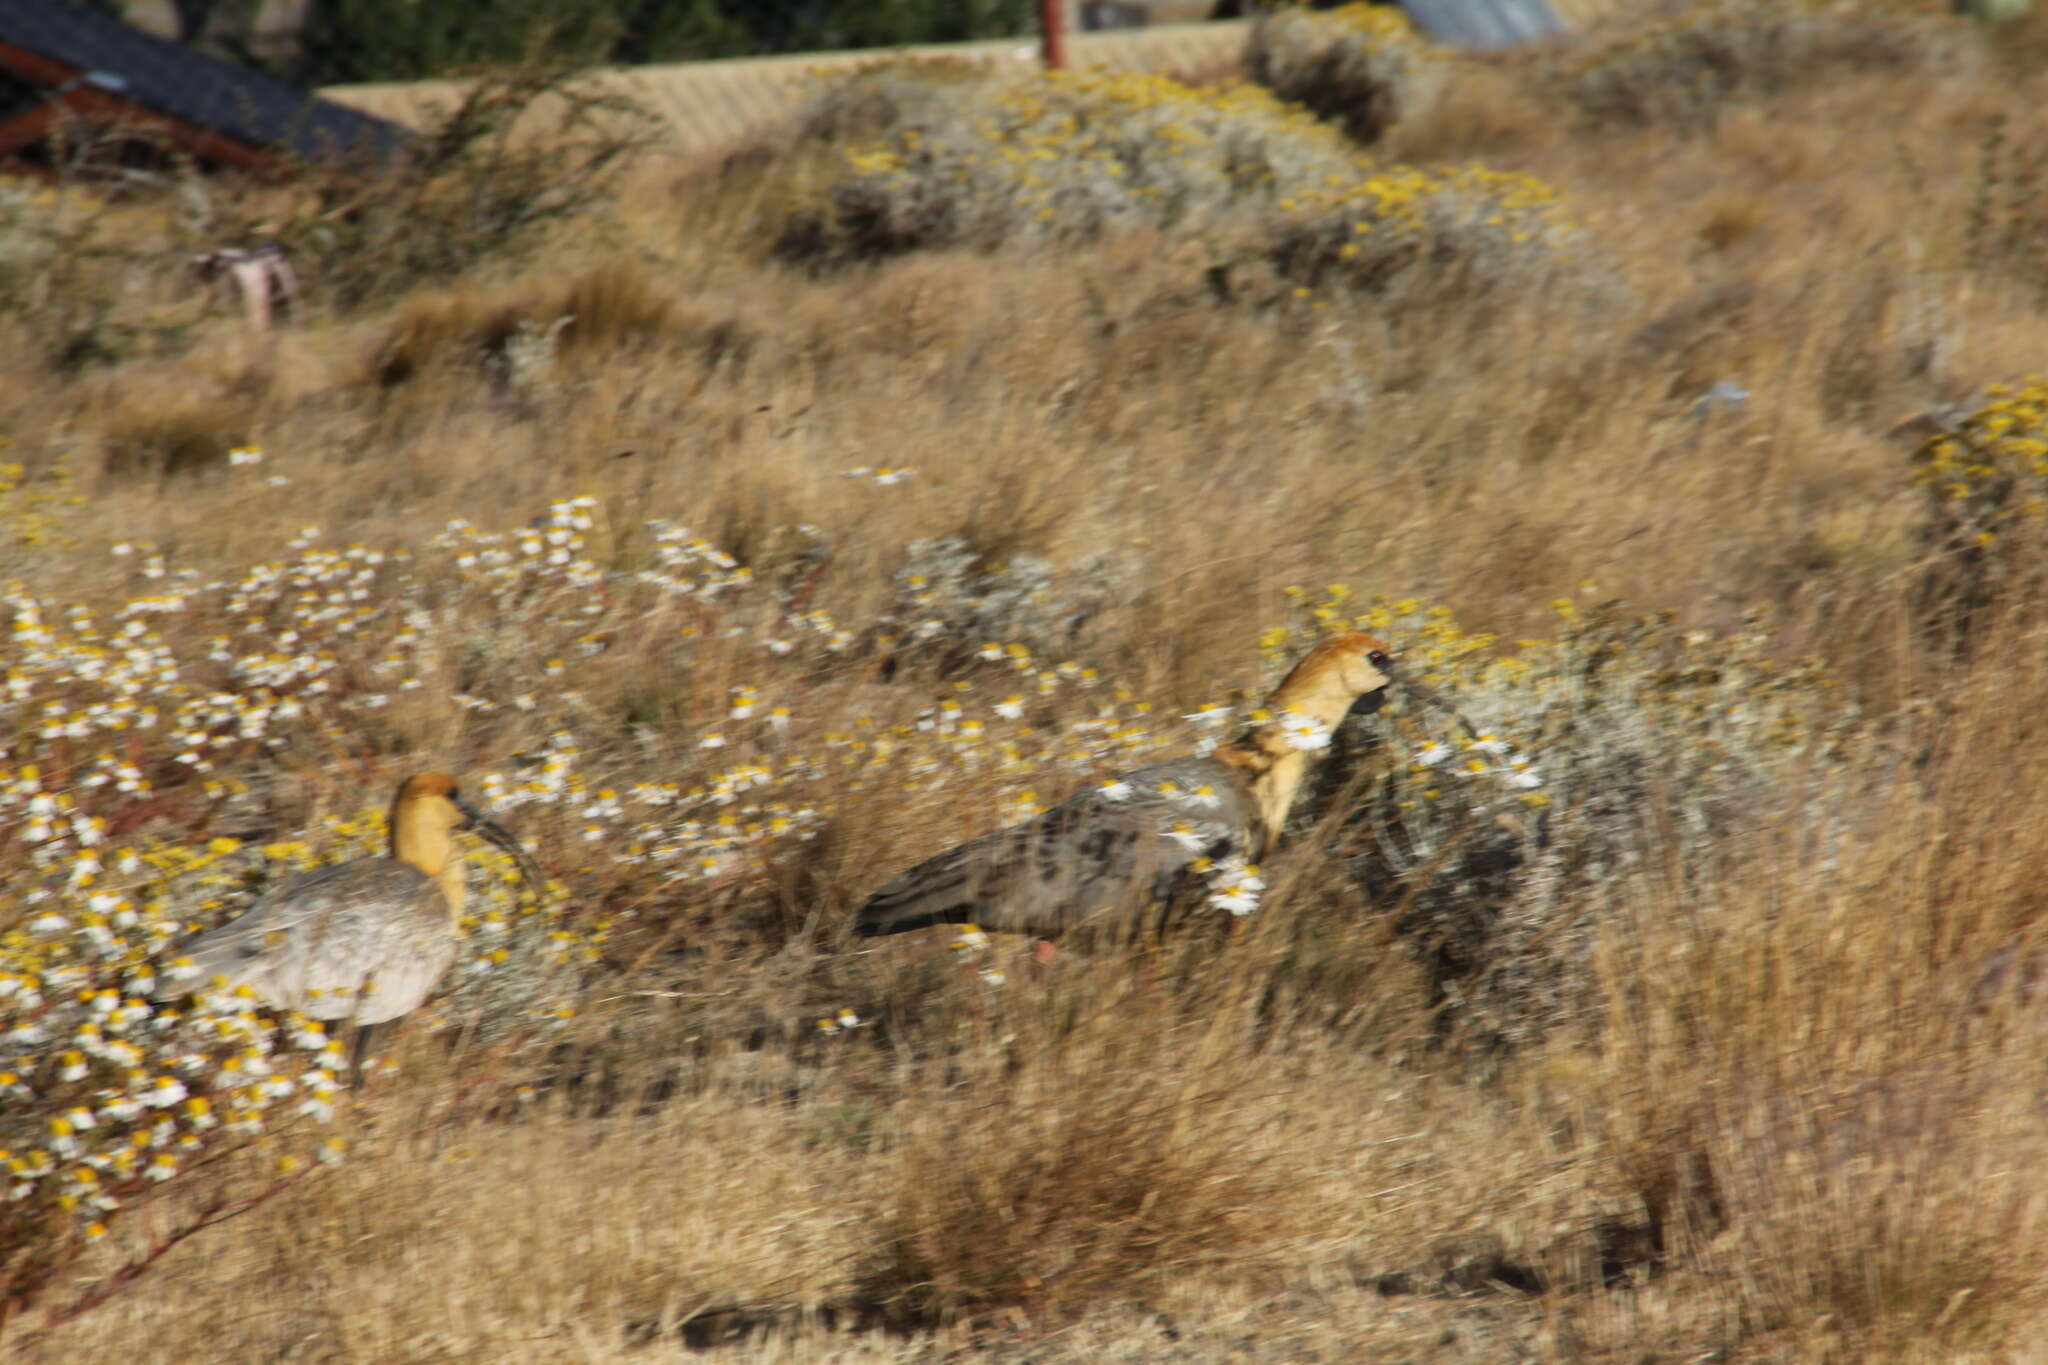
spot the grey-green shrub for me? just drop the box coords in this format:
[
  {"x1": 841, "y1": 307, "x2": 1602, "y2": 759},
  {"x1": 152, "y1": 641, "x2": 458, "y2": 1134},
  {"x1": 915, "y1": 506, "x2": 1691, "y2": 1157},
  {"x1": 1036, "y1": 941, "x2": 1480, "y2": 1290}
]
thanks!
[
  {"x1": 1246, "y1": 3, "x2": 1448, "y2": 146},
  {"x1": 1283, "y1": 595, "x2": 1855, "y2": 1054}
]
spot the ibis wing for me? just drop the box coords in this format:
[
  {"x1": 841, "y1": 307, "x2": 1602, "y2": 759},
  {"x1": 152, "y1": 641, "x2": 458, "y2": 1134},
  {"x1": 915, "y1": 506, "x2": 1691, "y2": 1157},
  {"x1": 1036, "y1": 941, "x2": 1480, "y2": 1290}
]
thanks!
[
  {"x1": 854, "y1": 756, "x2": 1258, "y2": 939},
  {"x1": 155, "y1": 859, "x2": 455, "y2": 1023}
]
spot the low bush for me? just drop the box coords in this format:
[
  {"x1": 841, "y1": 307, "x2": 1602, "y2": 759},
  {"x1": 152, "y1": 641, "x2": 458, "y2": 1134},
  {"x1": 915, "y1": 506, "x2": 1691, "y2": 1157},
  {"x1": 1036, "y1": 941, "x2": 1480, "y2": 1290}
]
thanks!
[
  {"x1": 1910, "y1": 377, "x2": 2048, "y2": 654},
  {"x1": 0, "y1": 184, "x2": 193, "y2": 374},
  {"x1": 779, "y1": 67, "x2": 1360, "y2": 261},
  {"x1": 265, "y1": 60, "x2": 660, "y2": 309},
  {"x1": 1246, "y1": 3, "x2": 1448, "y2": 146},
  {"x1": 1262, "y1": 161, "x2": 1582, "y2": 304},
  {"x1": 1561, "y1": 0, "x2": 1981, "y2": 136},
  {"x1": 1275, "y1": 589, "x2": 1852, "y2": 1055},
  {"x1": 780, "y1": 64, "x2": 1580, "y2": 306},
  {"x1": 792, "y1": 55, "x2": 1000, "y2": 146}
]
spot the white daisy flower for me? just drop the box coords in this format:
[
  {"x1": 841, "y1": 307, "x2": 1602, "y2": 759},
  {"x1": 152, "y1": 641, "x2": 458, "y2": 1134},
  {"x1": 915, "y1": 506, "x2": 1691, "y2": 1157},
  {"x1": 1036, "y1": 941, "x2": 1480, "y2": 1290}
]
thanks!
[
  {"x1": 1278, "y1": 711, "x2": 1332, "y2": 752},
  {"x1": 1211, "y1": 883, "x2": 1260, "y2": 917},
  {"x1": 814, "y1": 1007, "x2": 864, "y2": 1034},
  {"x1": 142, "y1": 1075, "x2": 188, "y2": 1108}
]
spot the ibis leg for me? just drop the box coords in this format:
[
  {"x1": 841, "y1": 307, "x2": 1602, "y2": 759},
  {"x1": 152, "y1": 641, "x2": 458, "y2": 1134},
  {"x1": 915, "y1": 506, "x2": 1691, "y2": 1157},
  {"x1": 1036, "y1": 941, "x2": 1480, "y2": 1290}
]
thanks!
[{"x1": 349, "y1": 1019, "x2": 381, "y2": 1087}]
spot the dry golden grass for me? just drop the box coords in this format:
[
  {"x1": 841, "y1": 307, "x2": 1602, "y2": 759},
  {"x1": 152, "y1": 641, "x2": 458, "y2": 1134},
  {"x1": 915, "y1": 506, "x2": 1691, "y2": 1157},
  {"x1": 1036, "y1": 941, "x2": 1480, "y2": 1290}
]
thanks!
[{"x1": 9, "y1": 5, "x2": 2048, "y2": 1359}]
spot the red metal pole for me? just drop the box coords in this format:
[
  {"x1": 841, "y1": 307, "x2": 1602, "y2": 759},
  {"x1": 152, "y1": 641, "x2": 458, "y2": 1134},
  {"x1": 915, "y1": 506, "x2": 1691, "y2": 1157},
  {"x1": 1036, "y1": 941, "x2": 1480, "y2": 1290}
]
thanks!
[{"x1": 1040, "y1": 0, "x2": 1066, "y2": 70}]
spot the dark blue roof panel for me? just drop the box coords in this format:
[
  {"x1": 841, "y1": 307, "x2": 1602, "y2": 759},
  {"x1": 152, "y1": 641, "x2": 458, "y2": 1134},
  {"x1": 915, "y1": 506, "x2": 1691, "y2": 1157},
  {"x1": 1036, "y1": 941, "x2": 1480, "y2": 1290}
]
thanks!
[{"x1": 0, "y1": 0, "x2": 407, "y2": 164}]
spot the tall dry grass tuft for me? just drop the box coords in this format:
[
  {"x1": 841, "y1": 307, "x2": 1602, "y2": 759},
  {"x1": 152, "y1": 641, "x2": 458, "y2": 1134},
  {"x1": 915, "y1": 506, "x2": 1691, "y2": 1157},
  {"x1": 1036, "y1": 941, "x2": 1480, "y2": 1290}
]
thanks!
[
  {"x1": 95, "y1": 390, "x2": 256, "y2": 481},
  {"x1": 1579, "y1": 630, "x2": 2048, "y2": 1353},
  {"x1": 369, "y1": 260, "x2": 684, "y2": 390},
  {"x1": 863, "y1": 958, "x2": 1301, "y2": 1323}
]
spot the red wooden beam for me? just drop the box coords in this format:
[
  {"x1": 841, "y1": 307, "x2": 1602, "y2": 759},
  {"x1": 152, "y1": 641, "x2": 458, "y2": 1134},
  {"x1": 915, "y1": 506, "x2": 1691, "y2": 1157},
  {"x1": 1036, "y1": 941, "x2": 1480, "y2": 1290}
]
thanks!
[
  {"x1": 0, "y1": 38, "x2": 277, "y2": 175},
  {"x1": 0, "y1": 87, "x2": 90, "y2": 159},
  {"x1": 0, "y1": 38, "x2": 85, "y2": 89}
]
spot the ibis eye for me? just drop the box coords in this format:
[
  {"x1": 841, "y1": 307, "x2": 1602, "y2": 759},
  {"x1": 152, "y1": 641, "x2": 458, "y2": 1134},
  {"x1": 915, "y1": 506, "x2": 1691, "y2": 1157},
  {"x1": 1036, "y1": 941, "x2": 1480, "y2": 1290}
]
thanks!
[{"x1": 1368, "y1": 650, "x2": 1391, "y2": 669}]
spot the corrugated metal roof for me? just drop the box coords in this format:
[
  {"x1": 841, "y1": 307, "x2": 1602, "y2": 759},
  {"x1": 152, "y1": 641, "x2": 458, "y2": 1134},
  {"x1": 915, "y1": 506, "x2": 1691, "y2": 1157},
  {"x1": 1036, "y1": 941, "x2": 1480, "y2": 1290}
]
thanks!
[
  {"x1": 0, "y1": 0, "x2": 406, "y2": 164},
  {"x1": 1396, "y1": 0, "x2": 1566, "y2": 49}
]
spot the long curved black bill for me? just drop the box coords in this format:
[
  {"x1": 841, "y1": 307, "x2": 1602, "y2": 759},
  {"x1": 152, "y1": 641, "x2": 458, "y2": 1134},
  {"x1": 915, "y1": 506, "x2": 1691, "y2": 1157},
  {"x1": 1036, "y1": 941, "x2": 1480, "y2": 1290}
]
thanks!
[{"x1": 456, "y1": 797, "x2": 547, "y2": 896}]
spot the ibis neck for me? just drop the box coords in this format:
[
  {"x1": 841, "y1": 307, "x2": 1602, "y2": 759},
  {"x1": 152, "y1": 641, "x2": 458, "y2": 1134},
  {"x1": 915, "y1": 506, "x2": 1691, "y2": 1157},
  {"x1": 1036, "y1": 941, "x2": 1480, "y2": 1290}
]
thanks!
[
  {"x1": 1215, "y1": 720, "x2": 1334, "y2": 853},
  {"x1": 436, "y1": 859, "x2": 466, "y2": 921},
  {"x1": 393, "y1": 817, "x2": 463, "y2": 920},
  {"x1": 1211, "y1": 641, "x2": 1386, "y2": 851}
]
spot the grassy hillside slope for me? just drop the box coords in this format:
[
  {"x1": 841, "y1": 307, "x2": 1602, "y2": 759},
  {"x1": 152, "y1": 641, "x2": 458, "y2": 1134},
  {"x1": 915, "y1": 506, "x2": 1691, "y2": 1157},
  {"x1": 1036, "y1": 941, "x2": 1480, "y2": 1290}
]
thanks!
[{"x1": 5, "y1": 4, "x2": 2048, "y2": 1359}]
